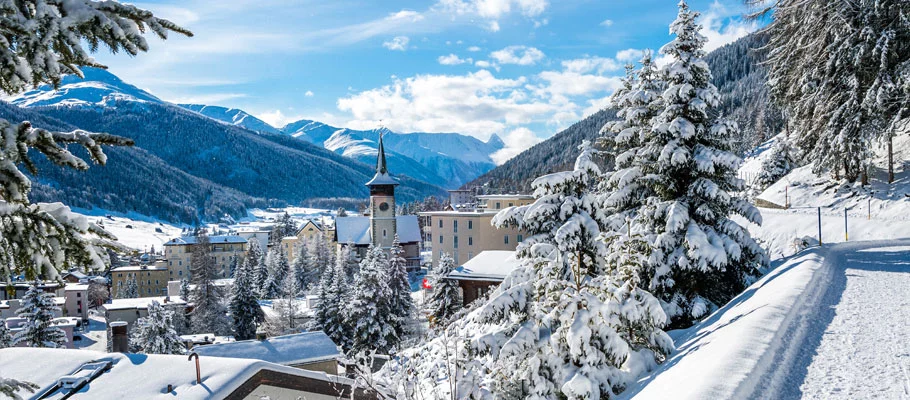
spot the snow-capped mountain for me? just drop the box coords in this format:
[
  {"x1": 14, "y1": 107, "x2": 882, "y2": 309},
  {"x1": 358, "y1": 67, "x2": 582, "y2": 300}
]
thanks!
[
  {"x1": 5, "y1": 67, "x2": 162, "y2": 107},
  {"x1": 281, "y1": 120, "x2": 504, "y2": 188},
  {"x1": 180, "y1": 104, "x2": 281, "y2": 135}
]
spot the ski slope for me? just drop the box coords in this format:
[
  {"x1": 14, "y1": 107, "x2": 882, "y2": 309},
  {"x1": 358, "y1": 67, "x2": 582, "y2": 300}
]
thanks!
[{"x1": 621, "y1": 240, "x2": 910, "y2": 399}]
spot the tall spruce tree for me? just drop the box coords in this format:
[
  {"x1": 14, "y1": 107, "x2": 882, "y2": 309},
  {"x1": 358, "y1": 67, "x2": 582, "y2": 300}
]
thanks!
[
  {"x1": 755, "y1": 135, "x2": 798, "y2": 193},
  {"x1": 346, "y1": 245, "x2": 397, "y2": 355},
  {"x1": 189, "y1": 231, "x2": 231, "y2": 335},
  {"x1": 387, "y1": 235, "x2": 415, "y2": 340},
  {"x1": 640, "y1": 1, "x2": 766, "y2": 327},
  {"x1": 426, "y1": 252, "x2": 461, "y2": 324},
  {"x1": 118, "y1": 276, "x2": 139, "y2": 299},
  {"x1": 0, "y1": 320, "x2": 13, "y2": 348},
  {"x1": 129, "y1": 300, "x2": 184, "y2": 354},
  {"x1": 262, "y1": 247, "x2": 289, "y2": 299},
  {"x1": 314, "y1": 245, "x2": 352, "y2": 351},
  {"x1": 292, "y1": 240, "x2": 316, "y2": 293},
  {"x1": 14, "y1": 282, "x2": 67, "y2": 348},
  {"x1": 230, "y1": 251, "x2": 265, "y2": 340}
]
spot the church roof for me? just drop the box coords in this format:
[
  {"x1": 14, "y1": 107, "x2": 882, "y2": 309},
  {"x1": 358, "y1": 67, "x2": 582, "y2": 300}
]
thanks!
[
  {"x1": 334, "y1": 215, "x2": 420, "y2": 245},
  {"x1": 366, "y1": 132, "x2": 399, "y2": 187}
]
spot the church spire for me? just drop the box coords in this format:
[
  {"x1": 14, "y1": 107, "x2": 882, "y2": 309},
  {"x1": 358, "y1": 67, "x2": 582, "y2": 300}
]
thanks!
[{"x1": 376, "y1": 131, "x2": 388, "y2": 175}]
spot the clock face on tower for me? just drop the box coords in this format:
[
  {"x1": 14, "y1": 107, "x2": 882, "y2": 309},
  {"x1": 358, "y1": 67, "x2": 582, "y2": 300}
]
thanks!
[{"x1": 379, "y1": 202, "x2": 390, "y2": 212}]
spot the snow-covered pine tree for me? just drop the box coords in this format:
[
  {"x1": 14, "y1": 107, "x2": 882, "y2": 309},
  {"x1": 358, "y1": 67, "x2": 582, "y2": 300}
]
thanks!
[
  {"x1": 380, "y1": 143, "x2": 673, "y2": 399},
  {"x1": 387, "y1": 235, "x2": 415, "y2": 340},
  {"x1": 270, "y1": 266, "x2": 301, "y2": 335},
  {"x1": 179, "y1": 278, "x2": 190, "y2": 301},
  {"x1": 0, "y1": 322, "x2": 13, "y2": 348},
  {"x1": 0, "y1": 0, "x2": 190, "y2": 283},
  {"x1": 314, "y1": 245, "x2": 352, "y2": 350},
  {"x1": 761, "y1": 0, "x2": 910, "y2": 183},
  {"x1": 755, "y1": 135, "x2": 798, "y2": 192},
  {"x1": 129, "y1": 300, "x2": 184, "y2": 354},
  {"x1": 13, "y1": 282, "x2": 67, "y2": 348},
  {"x1": 346, "y1": 245, "x2": 397, "y2": 355},
  {"x1": 426, "y1": 252, "x2": 461, "y2": 324},
  {"x1": 118, "y1": 276, "x2": 139, "y2": 299},
  {"x1": 639, "y1": 1, "x2": 766, "y2": 328},
  {"x1": 230, "y1": 251, "x2": 265, "y2": 340},
  {"x1": 262, "y1": 247, "x2": 289, "y2": 299},
  {"x1": 269, "y1": 213, "x2": 297, "y2": 246},
  {"x1": 189, "y1": 231, "x2": 231, "y2": 335},
  {"x1": 292, "y1": 239, "x2": 316, "y2": 293}
]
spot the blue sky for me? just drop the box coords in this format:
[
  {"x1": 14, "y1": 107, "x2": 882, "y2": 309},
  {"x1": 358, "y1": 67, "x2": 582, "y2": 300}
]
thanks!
[{"x1": 96, "y1": 0, "x2": 760, "y2": 162}]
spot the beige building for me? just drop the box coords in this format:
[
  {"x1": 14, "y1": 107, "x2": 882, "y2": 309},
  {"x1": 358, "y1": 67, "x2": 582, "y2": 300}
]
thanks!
[
  {"x1": 111, "y1": 265, "x2": 169, "y2": 297},
  {"x1": 101, "y1": 296, "x2": 187, "y2": 329},
  {"x1": 280, "y1": 220, "x2": 333, "y2": 262},
  {"x1": 63, "y1": 283, "x2": 89, "y2": 321},
  {"x1": 420, "y1": 194, "x2": 533, "y2": 267},
  {"x1": 164, "y1": 235, "x2": 248, "y2": 280}
]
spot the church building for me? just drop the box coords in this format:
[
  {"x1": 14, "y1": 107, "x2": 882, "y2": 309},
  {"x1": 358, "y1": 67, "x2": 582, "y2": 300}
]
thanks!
[{"x1": 334, "y1": 134, "x2": 422, "y2": 270}]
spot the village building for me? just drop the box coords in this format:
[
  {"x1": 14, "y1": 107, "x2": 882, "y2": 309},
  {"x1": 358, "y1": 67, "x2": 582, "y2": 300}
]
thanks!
[
  {"x1": 193, "y1": 331, "x2": 342, "y2": 374},
  {"x1": 100, "y1": 296, "x2": 187, "y2": 330},
  {"x1": 420, "y1": 194, "x2": 533, "y2": 267},
  {"x1": 445, "y1": 250, "x2": 522, "y2": 305},
  {"x1": 63, "y1": 283, "x2": 90, "y2": 321},
  {"x1": 334, "y1": 134, "x2": 421, "y2": 269},
  {"x1": 280, "y1": 219, "x2": 334, "y2": 262},
  {"x1": 0, "y1": 348, "x2": 374, "y2": 399},
  {"x1": 111, "y1": 264, "x2": 169, "y2": 297},
  {"x1": 0, "y1": 281, "x2": 63, "y2": 300},
  {"x1": 163, "y1": 235, "x2": 248, "y2": 280}
]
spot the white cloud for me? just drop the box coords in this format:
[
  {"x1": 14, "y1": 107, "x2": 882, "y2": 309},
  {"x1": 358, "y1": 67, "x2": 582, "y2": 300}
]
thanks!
[
  {"x1": 257, "y1": 109, "x2": 304, "y2": 128},
  {"x1": 337, "y1": 70, "x2": 558, "y2": 137},
  {"x1": 699, "y1": 1, "x2": 759, "y2": 52},
  {"x1": 600, "y1": 19, "x2": 613, "y2": 27},
  {"x1": 535, "y1": 70, "x2": 622, "y2": 98},
  {"x1": 467, "y1": 46, "x2": 482, "y2": 52},
  {"x1": 487, "y1": 20, "x2": 501, "y2": 32},
  {"x1": 304, "y1": 90, "x2": 314, "y2": 97},
  {"x1": 490, "y1": 127, "x2": 542, "y2": 164},
  {"x1": 438, "y1": 54, "x2": 473, "y2": 65},
  {"x1": 490, "y1": 46, "x2": 545, "y2": 66},
  {"x1": 615, "y1": 48, "x2": 645, "y2": 63},
  {"x1": 475, "y1": 60, "x2": 496, "y2": 69},
  {"x1": 383, "y1": 36, "x2": 411, "y2": 51},
  {"x1": 437, "y1": 0, "x2": 548, "y2": 19},
  {"x1": 560, "y1": 56, "x2": 621, "y2": 74}
]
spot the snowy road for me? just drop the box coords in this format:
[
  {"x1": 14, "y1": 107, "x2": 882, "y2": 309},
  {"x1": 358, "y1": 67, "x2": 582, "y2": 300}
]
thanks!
[
  {"x1": 796, "y1": 244, "x2": 910, "y2": 399},
  {"x1": 621, "y1": 240, "x2": 910, "y2": 400}
]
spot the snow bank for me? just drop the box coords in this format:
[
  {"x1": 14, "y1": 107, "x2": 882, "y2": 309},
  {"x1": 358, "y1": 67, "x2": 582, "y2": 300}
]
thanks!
[{"x1": 620, "y1": 239, "x2": 910, "y2": 399}]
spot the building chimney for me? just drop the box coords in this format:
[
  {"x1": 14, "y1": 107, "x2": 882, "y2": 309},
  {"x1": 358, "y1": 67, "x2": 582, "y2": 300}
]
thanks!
[{"x1": 110, "y1": 321, "x2": 129, "y2": 352}]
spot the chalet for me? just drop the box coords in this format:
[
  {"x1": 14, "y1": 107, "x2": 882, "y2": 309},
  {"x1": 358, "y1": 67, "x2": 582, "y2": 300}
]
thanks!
[
  {"x1": 193, "y1": 331, "x2": 342, "y2": 374},
  {"x1": 446, "y1": 250, "x2": 522, "y2": 305}
]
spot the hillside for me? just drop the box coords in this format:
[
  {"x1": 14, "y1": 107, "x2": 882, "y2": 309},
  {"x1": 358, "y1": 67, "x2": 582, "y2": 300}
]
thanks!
[
  {"x1": 4, "y1": 68, "x2": 447, "y2": 222},
  {"x1": 0, "y1": 101, "x2": 261, "y2": 224},
  {"x1": 180, "y1": 104, "x2": 281, "y2": 135},
  {"x1": 466, "y1": 32, "x2": 785, "y2": 191}
]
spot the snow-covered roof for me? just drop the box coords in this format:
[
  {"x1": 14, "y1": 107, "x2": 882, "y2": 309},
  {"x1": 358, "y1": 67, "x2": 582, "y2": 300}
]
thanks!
[
  {"x1": 65, "y1": 283, "x2": 90, "y2": 291},
  {"x1": 111, "y1": 265, "x2": 168, "y2": 272},
  {"x1": 193, "y1": 331, "x2": 342, "y2": 366},
  {"x1": 334, "y1": 215, "x2": 420, "y2": 245},
  {"x1": 0, "y1": 348, "x2": 353, "y2": 400},
  {"x1": 101, "y1": 296, "x2": 186, "y2": 311},
  {"x1": 164, "y1": 235, "x2": 248, "y2": 246},
  {"x1": 448, "y1": 251, "x2": 521, "y2": 282},
  {"x1": 365, "y1": 171, "x2": 400, "y2": 186},
  {"x1": 476, "y1": 194, "x2": 534, "y2": 200}
]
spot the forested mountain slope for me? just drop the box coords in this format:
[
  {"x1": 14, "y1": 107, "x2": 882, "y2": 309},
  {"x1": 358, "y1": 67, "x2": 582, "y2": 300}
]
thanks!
[{"x1": 467, "y1": 32, "x2": 785, "y2": 191}]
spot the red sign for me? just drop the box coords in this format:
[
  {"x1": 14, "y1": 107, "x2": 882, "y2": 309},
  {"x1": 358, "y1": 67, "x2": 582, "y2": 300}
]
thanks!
[{"x1": 422, "y1": 278, "x2": 432, "y2": 290}]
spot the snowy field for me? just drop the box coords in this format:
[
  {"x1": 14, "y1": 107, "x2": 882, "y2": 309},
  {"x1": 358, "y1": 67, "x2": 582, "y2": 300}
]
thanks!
[{"x1": 622, "y1": 240, "x2": 910, "y2": 399}]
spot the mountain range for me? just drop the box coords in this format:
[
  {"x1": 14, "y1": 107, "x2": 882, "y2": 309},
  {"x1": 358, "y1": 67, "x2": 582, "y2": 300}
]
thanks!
[
  {"x1": 3, "y1": 68, "x2": 456, "y2": 223},
  {"x1": 177, "y1": 104, "x2": 504, "y2": 189},
  {"x1": 467, "y1": 32, "x2": 784, "y2": 192}
]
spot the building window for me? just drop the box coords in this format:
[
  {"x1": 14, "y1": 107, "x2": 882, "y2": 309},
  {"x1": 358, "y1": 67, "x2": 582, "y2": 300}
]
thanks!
[
  {"x1": 454, "y1": 236, "x2": 459, "y2": 249},
  {"x1": 383, "y1": 229, "x2": 387, "y2": 238},
  {"x1": 468, "y1": 237, "x2": 473, "y2": 246},
  {"x1": 179, "y1": 270, "x2": 183, "y2": 276},
  {"x1": 504, "y1": 235, "x2": 509, "y2": 244},
  {"x1": 468, "y1": 220, "x2": 473, "y2": 230},
  {"x1": 438, "y1": 219, "x2": 443, "y2": 228},
  {"x1": 76, "y1": 293, "x2": 81, "y2": 297},
  {"x1": 517, "y1": 234, "x2": 523, "y2": 242},
  {"x1": 496, "y1": 202, "x2": 501, "y2": 209},
  {"x1": 508, "y1": 203, "x2": 513, "y2": 207},
  {"x1": 453, "y1": 220, "x2": 458, "y2": 233},
  {"x1": 439, "y1": 235, "x2": 443, "y2": 244}
]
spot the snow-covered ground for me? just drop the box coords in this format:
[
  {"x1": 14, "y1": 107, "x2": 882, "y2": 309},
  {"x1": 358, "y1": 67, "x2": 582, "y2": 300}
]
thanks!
[
  {"x1": 73, "y1": 208, "x2": 184, "y2": 252},
  {"x1": 622, "y1": 240, "x2": 910, "y2": 399}
]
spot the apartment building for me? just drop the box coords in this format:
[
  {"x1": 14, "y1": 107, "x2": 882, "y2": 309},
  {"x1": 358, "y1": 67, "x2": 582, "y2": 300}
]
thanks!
[
  {"x1": 163, "y1": 235, "x2": 248, "y2": 280},
  {"x1": 111, "y1": 265, "x2": 169, "y2": 297}
]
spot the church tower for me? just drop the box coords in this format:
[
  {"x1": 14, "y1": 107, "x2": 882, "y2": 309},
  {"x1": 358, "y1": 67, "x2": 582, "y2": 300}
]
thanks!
[{"x1": 365, "y1": 132, "x2": 398, "y2": 248}]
